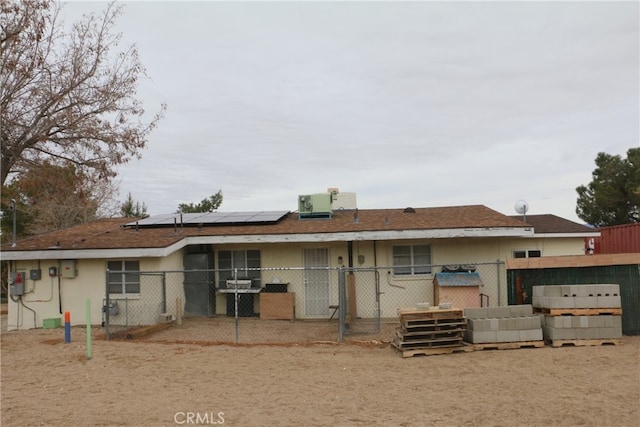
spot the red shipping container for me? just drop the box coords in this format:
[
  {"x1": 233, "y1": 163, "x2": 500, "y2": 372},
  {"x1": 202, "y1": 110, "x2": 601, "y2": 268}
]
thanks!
[{"x1": 589, "y1": 223, "x2": 640, "y2": 254}]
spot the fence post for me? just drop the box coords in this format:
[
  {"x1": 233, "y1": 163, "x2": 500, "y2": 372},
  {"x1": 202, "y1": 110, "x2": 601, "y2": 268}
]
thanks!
[
  {"x1": 338, "y1": 266, "x2": 346, "y2": 342},
  {"x1": 105, "y1": 268, "x2": 110, "y2": 340},
  {"x1": 161, "y1": 272, "x2": 167, "y2": 314},
  {"x1": 496, "y1": 260, "x2": 502, "y2": 306}
]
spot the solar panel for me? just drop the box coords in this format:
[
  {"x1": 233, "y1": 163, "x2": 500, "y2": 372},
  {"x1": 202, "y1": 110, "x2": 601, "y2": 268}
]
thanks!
[{"x1": 125, "y1": 210, "x2": 289, "y2": 228}]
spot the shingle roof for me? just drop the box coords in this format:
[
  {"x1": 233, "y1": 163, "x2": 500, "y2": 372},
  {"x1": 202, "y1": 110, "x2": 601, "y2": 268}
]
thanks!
[
  {"x1": 3, "y1": 205, "x2": 528, "y2": 252},
  {"x1": 508, "y1": 214, "x2": 595, "y2": 234}
]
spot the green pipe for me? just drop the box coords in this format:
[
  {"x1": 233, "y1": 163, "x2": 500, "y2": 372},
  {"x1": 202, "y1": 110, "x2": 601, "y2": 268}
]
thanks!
[{"x1": 86, "y1": 298, "x2": 92, "y2": 360}]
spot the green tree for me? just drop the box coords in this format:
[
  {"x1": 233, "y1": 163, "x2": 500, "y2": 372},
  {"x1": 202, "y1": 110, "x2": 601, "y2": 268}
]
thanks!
[
  {"x1": 1, "y1": 161, "x2": 111, "y2": 237},
  {"x1": 576, "y1": 148, "x2": 640, "y2": 227},
  {"x1": 1, "y1": 1, "x2": 165, "y2": 186},
  {"x1": 177, "y1": 191, "x2": 223, "y2": 213},
  {"x1": 120, "y1": 192, "x2": 148, "y2": 218}
]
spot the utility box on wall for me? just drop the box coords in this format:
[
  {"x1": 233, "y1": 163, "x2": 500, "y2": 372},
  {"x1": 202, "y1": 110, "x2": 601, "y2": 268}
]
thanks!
[{"x1": 61, "y1": 260, "x2": 77, "y2": 278}]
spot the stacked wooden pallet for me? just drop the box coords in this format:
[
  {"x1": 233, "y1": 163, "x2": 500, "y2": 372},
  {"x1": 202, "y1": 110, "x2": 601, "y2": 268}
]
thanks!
[
  {"x1": 392, "y1": 307, "x2": 472, "y2": 357},
  {"x1": 533, "y1": 284, "x2": 623, "y2": 347}
]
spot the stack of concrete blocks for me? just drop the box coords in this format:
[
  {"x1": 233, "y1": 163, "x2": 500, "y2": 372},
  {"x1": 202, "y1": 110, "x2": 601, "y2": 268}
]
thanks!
[
  {"x1": 463, "y1": 305, "x2": 543, "y2": 344},
  {"x1": 533, "y1": 284, "x2": 623, "y2": 342}
]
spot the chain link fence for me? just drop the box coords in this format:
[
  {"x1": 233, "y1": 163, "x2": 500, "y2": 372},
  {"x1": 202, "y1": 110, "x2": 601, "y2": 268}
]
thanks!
[{"x1": 104, "y1": 262, "x2": 505, "y2": 344}]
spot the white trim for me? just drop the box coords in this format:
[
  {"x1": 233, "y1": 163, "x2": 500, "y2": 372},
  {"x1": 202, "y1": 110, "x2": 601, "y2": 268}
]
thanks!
[
  {"x1": 526, "y1": 232, "x2": 600, "y2": 238},
  {"x1": 2, "y1": 227, "x2": 534, "y2": 261}
]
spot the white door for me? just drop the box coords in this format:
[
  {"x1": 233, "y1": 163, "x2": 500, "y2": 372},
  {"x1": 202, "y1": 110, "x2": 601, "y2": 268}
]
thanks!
[{"x1": 303, "y1": 248, "x2": 330, "y2": 317}]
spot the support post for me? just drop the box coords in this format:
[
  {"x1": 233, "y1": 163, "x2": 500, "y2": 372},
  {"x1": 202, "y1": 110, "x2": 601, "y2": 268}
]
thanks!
[{"x1": 86, "y1": 298, "x2": 92, "y2": 360}]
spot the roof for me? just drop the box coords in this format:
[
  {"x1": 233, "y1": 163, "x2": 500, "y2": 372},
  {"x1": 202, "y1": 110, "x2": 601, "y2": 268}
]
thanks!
[
  {"x1": 2, "y1": 205, "x2": 533, "y2": 259},
  {"x1": 508, "y1": 214, "x2": 597, "y2": 235}
]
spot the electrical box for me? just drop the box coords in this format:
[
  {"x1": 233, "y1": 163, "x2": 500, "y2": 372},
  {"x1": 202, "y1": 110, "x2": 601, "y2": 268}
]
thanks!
[
  {"x1": 30, "y1": 269, "x2": 42, "y2": 281},
  {"x1": 49, "y1": 267, "x2": 57, "y2": 277},
  {"x1": 61, "y1": 260, "x2": 77, "y2": 278},
  {"x1": 10, "y1": 272, "x2": 24, "y2": 296}
]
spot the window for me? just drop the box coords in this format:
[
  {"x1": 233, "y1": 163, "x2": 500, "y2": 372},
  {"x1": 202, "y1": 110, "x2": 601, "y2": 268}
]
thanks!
[
  {"x1": 513, "y1": 250, "x2": 542, "y2": 259},
  {"x1": 218, "y1": 250, "x2": 261, "y2": 282},
  {"x1": 393, "y1": 245, "x2": 431, "y2": 275},
  {"x1": 108, "y1": 260, "x2": 140, "y2": 294}
]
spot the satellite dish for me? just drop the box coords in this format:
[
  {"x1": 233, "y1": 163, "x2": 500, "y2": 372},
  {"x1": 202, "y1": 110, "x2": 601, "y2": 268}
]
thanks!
[
  {"x1": 514, "y1": 200, "x2": 529, "y2": 215},
  {"x1": 514, "y1": 200, "x2": 529, "y2": 222}
]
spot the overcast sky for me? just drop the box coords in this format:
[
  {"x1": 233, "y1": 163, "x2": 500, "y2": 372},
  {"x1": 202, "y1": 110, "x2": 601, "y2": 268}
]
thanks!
[{"x1": 61, "y1": 1, "x2": 639, "y2": 223}]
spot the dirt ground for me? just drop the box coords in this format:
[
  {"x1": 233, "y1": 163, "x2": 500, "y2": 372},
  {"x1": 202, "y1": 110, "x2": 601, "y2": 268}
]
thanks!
[{"x1": 1, "y1": 315, "x2": 639, "y2": 427}]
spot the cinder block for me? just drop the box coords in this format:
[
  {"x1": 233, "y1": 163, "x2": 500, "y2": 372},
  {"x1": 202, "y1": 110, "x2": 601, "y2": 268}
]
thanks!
[
  {"x1": 543, "y1": 286, "x2": 563, "y2": 297},
  {"x1": 519, "y1": 328, "x2": 543, "y2": 342},
  {"x1": 545, "y1": 316, "x2": 563, "y2": 328},
  {"x1": 530, "y1": 315, "x2": 541, "y2": 329},
  {"x1": 489, "y1": 306, "x2": 512, "y2": 318},
  {"x1": 504, "y1": 318, "x2": 516, "y2": 330},
  {"x1": 467, "y1": 330, "x2": 497, "y2": 344},
  {"x1": 573, "y1": 297, "x2": 598, "y2": 308},
  {"x1": 543, "y1": 326, "x2": 576, "y2": 340},
  {"x1": 604, "y1": 316, "x2": 622, "y2": 328},
  {"x1": 547, "y1": 297, "x2": 574, "y2": 309},
  {"x1": 509, "y1": 305, "x2": 533, "y2": 317},
  {"x1": 533, "y1": 286, "x2": 545, "y2": 297},
  {"x1": 464, "y1": 307, "x2": 488, "y2": 320},
  {"x1": 561, "y1": 286, "x2": 574, "y2": 297},
  {"x1": 496, "y1": 330, "x2": 521, "y2": 343},
  {"x1": 576, "y1": 327, "x2": 594, "y2": 339},
  {"x1": 598, "y1": 327, "x2": 623, "y2": 339},
  {"x1": 597, "y1": 296, "x2": 621, "y2": 308},
  {"x1": 489, "y1": 318, "x2": 500, "y2": 331}
]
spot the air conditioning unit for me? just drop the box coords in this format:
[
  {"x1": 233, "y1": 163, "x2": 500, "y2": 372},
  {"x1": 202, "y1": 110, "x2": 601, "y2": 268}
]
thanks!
[{"x1": 298, "y1": 193, "x2": 334, "y2": 218}]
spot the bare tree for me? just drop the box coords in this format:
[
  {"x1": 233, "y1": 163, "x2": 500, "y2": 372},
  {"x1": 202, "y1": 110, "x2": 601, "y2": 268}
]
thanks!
[{"x1": 0, "y1": 0, "x2": 165, "y2": 186}]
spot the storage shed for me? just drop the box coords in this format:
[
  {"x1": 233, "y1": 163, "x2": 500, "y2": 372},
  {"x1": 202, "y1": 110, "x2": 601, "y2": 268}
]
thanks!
[{"x1": 433, "y1": 271, "x2": 483, "y2": 308}]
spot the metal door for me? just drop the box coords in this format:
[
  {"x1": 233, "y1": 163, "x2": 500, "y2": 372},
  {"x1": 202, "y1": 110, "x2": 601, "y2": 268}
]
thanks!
[
  {"x1": 303, "y1": 248, "x2": 330, "y2": 316},
  {"x1": 183, "y1": 253, "x2": 214, "y2": 316}
]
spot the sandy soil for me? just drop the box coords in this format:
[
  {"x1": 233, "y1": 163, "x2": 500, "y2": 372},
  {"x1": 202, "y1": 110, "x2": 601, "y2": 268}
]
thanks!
[{"x1": 1, "y1": 316, "x2": 639, "y2": 427}]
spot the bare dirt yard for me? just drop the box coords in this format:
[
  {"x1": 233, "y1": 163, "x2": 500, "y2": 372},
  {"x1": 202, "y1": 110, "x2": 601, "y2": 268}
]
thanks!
[{"x1": 2, "y1": 316, "x2": 639, "y2": 427}]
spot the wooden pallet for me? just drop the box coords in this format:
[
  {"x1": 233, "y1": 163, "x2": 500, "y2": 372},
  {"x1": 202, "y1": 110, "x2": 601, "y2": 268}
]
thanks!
[
  {"x1": 392, "y1": 341, "x2": 473, "y2": 358},
  {"x1": 545, "y1": 338, "x2": 623, "y2": 348},
  {"x1": 398, "y1": 308, "x2": 464, "y2": 321},
  {"x1": 472, "y1": 340, "x2": 545, "y2": 351},
  {"x1": 534, "y1": 307, "x2": 622, "y2": 316}
]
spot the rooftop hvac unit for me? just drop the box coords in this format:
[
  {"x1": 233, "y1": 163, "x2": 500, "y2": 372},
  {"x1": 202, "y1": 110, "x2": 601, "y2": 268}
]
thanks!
[{"x1": 298, "y1": 193, "x2": 334, "y2": 219}]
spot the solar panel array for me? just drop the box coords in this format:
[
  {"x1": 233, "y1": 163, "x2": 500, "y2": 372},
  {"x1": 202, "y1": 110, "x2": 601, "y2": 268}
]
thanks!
[{"x1": 126, "y1": 211, "x2": 290, "y2": 227}]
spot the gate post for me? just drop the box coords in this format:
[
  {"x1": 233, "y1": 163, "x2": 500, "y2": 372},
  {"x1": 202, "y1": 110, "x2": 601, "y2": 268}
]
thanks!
[{"x1": 338, "y1": 266, "x2": 346, "y2": 342}]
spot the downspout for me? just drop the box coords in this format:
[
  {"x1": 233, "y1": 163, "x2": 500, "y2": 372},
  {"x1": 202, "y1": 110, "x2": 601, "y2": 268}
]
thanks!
[{"x1": 58, "y1": 260, "x2": 62, "y2": 314}]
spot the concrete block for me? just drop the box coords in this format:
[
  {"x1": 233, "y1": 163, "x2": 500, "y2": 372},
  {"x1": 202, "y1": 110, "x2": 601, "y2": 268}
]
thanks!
[
  {"x1": 547, "y1": 297, "x2": 574, "y2": 309},
  {"x1": 509, "y1": 305, "x2": 533, "y2": 317},
  {"x1": 598, "y1": 327, "x2": 623, "y2": 339},
  {"x1": 543, "y1": 286, "x2": 563, "y2": 297},
  {"x1": 604, "y1": 316, "x2": 622, "y2": 328},
  {"x1": 496, "y1": 330, "x2": 521, "y2": 343},
  {"x1": 504, "y1": 318, "x2": 516, "y2": 330},
  {"x1": 489, "y1": 318, "x2": 500, "y2": 331},
  {"x1": 537, "y1": 313, "x2": 547, "y2": 327},
  {"x1": 597, "y1": 296, "x2": 621, "y2": 308},
  {"x1": 576, "y1": 327, "x2": 595, "y2": 340},
  {"x1": 530, "y1": 315, "x2": 541, "y2": 329},
  {"x1": 489, "y1": 306, "x2": 512, "y2": 318},
  {"x1": 543, "y1": 326, "x2": 576, "y2": 340},
  {"x1": 533, "y1": 286, "x2": 545, "y2": 297},
  {"x1": 519, "y1": 328, "x2": 543, "y2": 342},
  {"x1": 467, "y1": 330, "x2": 497, "y2": 344},
  {"x1": 573, "y1": 296, "x2": 598, "y2": 309},
  {"x1": 561, "y1": 286, "x2": 574, "y2": 297},
  {"x1": 464, "y1": 307, "x2": 488, "y2": 320}
]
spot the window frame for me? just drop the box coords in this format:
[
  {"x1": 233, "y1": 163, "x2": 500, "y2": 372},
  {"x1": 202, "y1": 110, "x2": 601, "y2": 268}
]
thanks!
[
  {"x1": 218, "y1": 249, "x2": 261, "y2": 283},
  {"x1": 392, "y1": 244, "x2": 432, "y2": 276},
  {"x1": 512, "y1": 249, "x2": 542, "y2": 259},
  {"x1": 107, "y1": 260, "x2": 140, "y2": 295}
]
